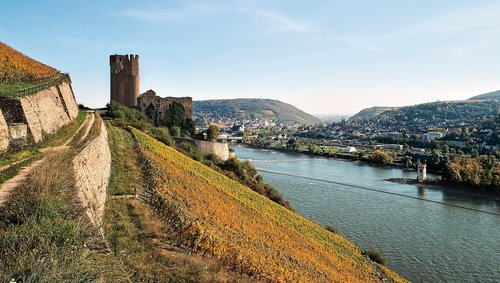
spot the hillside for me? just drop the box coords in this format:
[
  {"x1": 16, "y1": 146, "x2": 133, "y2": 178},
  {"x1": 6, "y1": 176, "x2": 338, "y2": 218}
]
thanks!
[
  {"x1": 0, "y1": 41, "x2": 59, "y2": 85},
  {"x1": 193, "y1": 98, "x2": 322, "y2": 125},
  {"x1": 130, "y1": 127, "x2": 404, "y2": 282},
  {"x1": 468, "y1": 90, "x2": 500, "y2": 101},
  {"x1": 349, "y1": 100, "x2": 498, "y2": 123},
  {"x1": 348, "y1": 106, "x2": 400, "y2": 122}
]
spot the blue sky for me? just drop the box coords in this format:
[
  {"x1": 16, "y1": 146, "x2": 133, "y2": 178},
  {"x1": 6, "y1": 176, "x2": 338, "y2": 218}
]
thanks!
[{"x1": 1, "y1": 0, "x2": 500, "y2": 114}]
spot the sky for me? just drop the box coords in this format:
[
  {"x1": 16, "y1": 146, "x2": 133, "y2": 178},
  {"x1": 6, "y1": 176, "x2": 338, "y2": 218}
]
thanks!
[{"x1": 1, "y1": 0, "x2": 500, "y2": 115}]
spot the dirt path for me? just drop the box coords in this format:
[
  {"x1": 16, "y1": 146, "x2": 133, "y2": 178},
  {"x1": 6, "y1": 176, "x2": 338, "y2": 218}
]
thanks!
[
  {"x1": 0, "y1": 112, "x2": 92, "y2": 173},
  {"x1": 0, "y1": 112, "x2": 95, "y2": 207}
]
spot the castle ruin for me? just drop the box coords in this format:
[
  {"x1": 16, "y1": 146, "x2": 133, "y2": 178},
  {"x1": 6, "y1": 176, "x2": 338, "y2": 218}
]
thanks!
[
  {"x1": 137, "y1": 89, "x2": 192, "y2": 125},
  {"x1": 110, "y1": 54, "x2": 140, "y2": 107}
]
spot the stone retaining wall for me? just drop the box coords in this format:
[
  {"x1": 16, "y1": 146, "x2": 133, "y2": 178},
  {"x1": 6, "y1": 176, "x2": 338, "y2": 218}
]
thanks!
[
  {"x1": 0, "y1": 109, "x2": 8, "y2": 151},
  {"x1": 73, "y1": 119, "x2": 111, "y2": 229},
  {"x1": 0, "y1": 78, "x2": 79, "y2": 151}
]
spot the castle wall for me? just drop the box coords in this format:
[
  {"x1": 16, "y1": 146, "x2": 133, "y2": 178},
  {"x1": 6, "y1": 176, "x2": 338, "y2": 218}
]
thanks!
[
  {"x1": 137, "y1": 90, "x2": 192, "y2": 125},
  {"x1": 195, "y1": 139, "x2": 230, "y2": 161},
  {"x1": 73, "y1": 119, "x2": 111, "y2": 229},
  {"x1": 174, "y1": 137, "x2": 230, "y2": 161},
  {"x1": 0, "y1": 110, "x2": 8, "y2": 152}
]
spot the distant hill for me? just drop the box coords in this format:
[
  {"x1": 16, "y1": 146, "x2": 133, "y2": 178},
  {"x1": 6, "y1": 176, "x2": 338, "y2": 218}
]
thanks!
[
  {"x1": 348, "y1": 106, "x2": 399, "y2": 122},
  {"x1": 468, "y1": 90, "x2": 500, "y2": 101},
  {"x1": 193, "y1": 98, "x2": 322, "y2": 124},
  {"x1": 349, "y1": 101, "x2": 498, "y2": 123},
  {"x1": 0, "y1": 41, "x2": 59, "y2": 85}
]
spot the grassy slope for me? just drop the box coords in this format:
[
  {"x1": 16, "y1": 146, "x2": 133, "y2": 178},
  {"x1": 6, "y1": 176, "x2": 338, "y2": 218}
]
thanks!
[
  {"x1": 131, "y1": 127, "x2": 406, "y2": 283},
  {"x1": 104, "y1": 122, "x2": 249, "y2": 282},
  {"x1": 0, "y1": 111, "x2": 87, "y2": 185},
  {"x1": 0, "y1": 148, "x2": 126, "y2": 282}
]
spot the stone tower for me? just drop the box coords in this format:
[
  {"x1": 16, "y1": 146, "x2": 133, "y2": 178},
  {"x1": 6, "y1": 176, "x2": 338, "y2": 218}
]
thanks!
[
  {"x1": 110, "y1": 54, "x2": 140, "y2": 107},
  {"x1": 417, "y1": 159, "x2": 427, "y2": 182}
]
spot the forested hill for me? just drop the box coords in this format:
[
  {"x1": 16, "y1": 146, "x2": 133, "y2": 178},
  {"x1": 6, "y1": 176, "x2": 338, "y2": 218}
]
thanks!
[
  {"x1": 468, "y1": 90, "x2": 500, "y2": 101},
  {"x1": 349, "y1": 100, "x2": 498, "y2": 123},
  {"x1": 348, "y1": 106, "x2": 400, "y2": 122},
  {"x1": 193, "y1": 98, "x2": 322, "y2": 125}
]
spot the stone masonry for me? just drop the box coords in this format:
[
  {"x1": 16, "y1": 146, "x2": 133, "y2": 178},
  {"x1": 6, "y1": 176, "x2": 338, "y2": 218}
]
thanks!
[
  {"x1": 137, "y1": 89, "x2": 192, "y2": 125},
  {"x1": 73, "y1": 119, "x2": 111, "y2": 229},
  {"x1": 0, "y1": 78, "x2": 79, "y2": 151},
  {"x1": 0, "y1": 109, "x2": 8, "y2": 151},
  {"x1": 110, "y1": 54, "x2": 140, "y2": 107}
]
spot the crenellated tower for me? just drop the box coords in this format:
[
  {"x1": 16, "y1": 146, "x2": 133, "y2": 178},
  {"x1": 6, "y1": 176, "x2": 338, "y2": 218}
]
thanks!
[{"x1": 110, "y1": 54, "x2": 140, "y2": 107}]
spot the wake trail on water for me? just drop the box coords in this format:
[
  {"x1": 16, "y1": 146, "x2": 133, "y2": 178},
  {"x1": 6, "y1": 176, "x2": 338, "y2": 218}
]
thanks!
[{"x1": 257, "y1": 168, "x2": 500, "y2": 217}]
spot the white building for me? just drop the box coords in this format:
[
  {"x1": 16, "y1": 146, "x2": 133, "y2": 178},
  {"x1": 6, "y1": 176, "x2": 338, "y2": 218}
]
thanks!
[
  {"x1": 343, "y1": 146, "x2": 357, "y2": 153},
  {"x1": 422, "y1": 132, "x2": 443, "y2": 141}
]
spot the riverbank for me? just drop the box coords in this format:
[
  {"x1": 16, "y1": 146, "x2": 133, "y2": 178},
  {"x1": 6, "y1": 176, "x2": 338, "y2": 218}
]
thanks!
[{"x1": 240, "y1": 142, "x2": 442, "y2": 173}]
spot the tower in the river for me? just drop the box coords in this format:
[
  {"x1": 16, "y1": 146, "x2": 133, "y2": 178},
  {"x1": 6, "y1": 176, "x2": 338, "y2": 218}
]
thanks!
[{"x1": 417, "y1": 159, "x2": 427, "y2": 182}]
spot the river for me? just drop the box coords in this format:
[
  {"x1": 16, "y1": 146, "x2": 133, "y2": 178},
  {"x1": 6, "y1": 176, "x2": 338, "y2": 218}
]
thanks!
[{"x1": 233, "y1": 146, "x2": 500, "y2": 282}]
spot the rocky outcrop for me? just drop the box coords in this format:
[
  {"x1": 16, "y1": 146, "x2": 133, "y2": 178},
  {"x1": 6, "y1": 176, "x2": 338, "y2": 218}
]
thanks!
[
  {"x1": 73, "y1": 119, "x2": 111, "y2": 229},
  {"x1": 0, "y1": 109, "x2": 8, "y2": 151}
]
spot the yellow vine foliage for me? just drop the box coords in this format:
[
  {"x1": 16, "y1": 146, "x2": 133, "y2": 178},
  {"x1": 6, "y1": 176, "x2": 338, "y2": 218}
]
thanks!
[
  {"x1": 0, "y1": 41, "x2": 59, "y2": 84},
  {"x1": 131, "y1": 127, "x2": 407, "y2": 283}
]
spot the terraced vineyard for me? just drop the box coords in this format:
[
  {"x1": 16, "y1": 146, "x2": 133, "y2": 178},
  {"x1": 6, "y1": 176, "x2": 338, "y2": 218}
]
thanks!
[
  {"x1": 131, "y1": 128, "x2": 405, "y2": 282},
  {"x1": 0, "y1": 41, "x2": 59, "y2": 85}
]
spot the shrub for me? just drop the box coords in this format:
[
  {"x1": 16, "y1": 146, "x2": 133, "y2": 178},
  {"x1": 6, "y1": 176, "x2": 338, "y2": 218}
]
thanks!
[
  {"x1": 149, "y1": 127, "x2": 173, "y2": 146},
  {"x1": 365, "y1": 249, "x2": 387, "y2": 265},
  {"x1": 170, "y1": 126, "x2": 181, "y2": 137},
  {"x1": 324, "y1": 225, "x2": 338, "y2": 234}
]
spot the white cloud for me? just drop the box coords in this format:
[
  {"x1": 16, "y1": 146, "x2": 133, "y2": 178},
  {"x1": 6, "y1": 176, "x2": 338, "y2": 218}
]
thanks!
[
  {"x1": 118, "y1": 4, "x2": 312, "y2": 33},
  {"x1": 252, "y1": 10, "x2": 312, "y2": 32},
  {"x1": 400, "y1": 2, "x2": 500, "y2": 36}
]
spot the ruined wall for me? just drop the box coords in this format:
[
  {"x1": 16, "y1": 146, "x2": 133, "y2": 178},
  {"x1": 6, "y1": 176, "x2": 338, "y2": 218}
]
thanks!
[
  {"x1": 73, "y1": 119, "x2": 110, "y2": 229},
  {"x1": 174, "y1": 137, "x2": 230, "y2": 161},
  {"x1": 138, "y1": 89, "x2": 192, "y2": 125},
  {"x1": 0, "y1": 110, "x2": 8, "y2": 151}
]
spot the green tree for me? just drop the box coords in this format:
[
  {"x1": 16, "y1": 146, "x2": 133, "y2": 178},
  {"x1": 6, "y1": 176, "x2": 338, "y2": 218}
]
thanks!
[
  {"x1": 183, "y1": 118, "x2": 196, "y2": 136},
  {"x1": 170, "y1": 125, "x2": 181, "y2": 137},
  {"x1": 370, "y1": 150, "x2": 394, "y2": 165},
  {"x1": 206, "y1": 125, "x2": 219, "y2": 141},
  {"x1": 170, "y1": 101, "x2": 186, "y2": 127},
  {"x1": 287, "y1": 139, "x2": 299, "y2": 151}
]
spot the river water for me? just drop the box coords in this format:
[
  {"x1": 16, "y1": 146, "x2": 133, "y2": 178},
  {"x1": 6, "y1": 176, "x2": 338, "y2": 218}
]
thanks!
[{"x1": 233, "y1": 146, "x2": 500, "y2": 282}]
